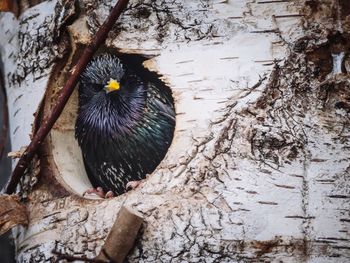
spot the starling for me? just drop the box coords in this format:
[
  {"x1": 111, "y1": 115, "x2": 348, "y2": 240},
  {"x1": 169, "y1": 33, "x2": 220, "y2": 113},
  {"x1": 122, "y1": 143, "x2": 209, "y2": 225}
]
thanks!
[{"x1": 75, "y1": 54, "x2": 175, "y2": 196}]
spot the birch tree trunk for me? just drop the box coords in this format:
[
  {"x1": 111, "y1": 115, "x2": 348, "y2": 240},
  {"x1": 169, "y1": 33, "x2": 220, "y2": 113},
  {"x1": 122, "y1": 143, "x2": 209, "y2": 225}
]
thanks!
[{"x1": 0, "y1": 0, "x2": 349, "y2": 262}]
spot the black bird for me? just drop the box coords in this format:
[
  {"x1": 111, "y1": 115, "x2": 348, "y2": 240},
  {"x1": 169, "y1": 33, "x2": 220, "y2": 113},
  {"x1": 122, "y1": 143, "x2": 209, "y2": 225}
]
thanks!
[{"x1": 75, "y1": 54, "x2": 175, "y2": 196}]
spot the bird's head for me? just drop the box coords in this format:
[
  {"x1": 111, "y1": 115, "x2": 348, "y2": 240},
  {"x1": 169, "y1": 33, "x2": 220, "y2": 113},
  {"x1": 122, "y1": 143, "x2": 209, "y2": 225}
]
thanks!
[
  {"x1": 78, "y1": 54, "x2": 146, "y2": 115},
  {"x1": 80, "y1": 54, "x2": 126, "y2": 96}
]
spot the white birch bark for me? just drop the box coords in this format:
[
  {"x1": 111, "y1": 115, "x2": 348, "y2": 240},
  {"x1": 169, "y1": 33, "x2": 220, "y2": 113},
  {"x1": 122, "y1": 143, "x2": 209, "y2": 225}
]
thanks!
[{"x1": 0, "y1": 0, "x2": 349, "y2": 262}]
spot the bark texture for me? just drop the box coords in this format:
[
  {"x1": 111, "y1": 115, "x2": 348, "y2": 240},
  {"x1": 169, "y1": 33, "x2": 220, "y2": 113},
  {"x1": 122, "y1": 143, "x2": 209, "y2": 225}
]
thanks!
[{"x1": 0, "y1": 0, "x2": 349, "y2": 262}]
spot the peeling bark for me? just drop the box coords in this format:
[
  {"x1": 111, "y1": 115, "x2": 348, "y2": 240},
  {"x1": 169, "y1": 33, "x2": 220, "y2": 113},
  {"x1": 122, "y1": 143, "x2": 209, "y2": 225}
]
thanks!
[
  {"x1": 0, "y1": 195, "x2": 28, "y2": 236},
  {"x1": 0, "y1": 0, "x2": 349, "y2": 262}
]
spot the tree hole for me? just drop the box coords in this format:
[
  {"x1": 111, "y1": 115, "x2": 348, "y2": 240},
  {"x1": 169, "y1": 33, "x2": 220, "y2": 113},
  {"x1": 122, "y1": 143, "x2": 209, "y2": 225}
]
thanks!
[{"x1": 49, "y1": 51, "x2": 176, "y2": 198}]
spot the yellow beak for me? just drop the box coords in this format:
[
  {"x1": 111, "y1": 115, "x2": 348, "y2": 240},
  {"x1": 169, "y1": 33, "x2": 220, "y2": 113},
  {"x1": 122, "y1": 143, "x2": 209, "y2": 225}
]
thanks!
[{"x1": 104, "y1": 78, "x2": 120, "y2": 93}]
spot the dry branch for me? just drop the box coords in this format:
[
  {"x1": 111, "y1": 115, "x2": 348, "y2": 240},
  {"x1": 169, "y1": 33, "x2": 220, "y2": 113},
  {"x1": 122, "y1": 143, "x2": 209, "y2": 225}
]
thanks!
[
  {"x1": 0, "y1": 0, "x2": 19, "y2": 16},
  {"x1": 96, "y1": 206, "x2": 143, "y2": 263}
]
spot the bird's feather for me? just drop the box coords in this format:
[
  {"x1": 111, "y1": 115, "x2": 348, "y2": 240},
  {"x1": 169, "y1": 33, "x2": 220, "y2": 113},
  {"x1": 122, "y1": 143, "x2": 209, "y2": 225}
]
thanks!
[{"x1": 75, "y1": 54, "x2": 175, "y2": 195}]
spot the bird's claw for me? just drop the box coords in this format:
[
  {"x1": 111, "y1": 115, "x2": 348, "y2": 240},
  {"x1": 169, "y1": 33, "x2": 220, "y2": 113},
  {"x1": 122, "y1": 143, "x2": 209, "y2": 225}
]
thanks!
[
  {"x1": 126, "y1": 180, "x2": 143, "y2": 191},
  {"x1": 105, "y1": 190, "x2": 114, "y2": 198},
  {"x1": 84, "y1": 187, "x2": 114, "y2": 199},
  {"x1": 126, "y1": 174, "x2": 150, "y2": 191}
]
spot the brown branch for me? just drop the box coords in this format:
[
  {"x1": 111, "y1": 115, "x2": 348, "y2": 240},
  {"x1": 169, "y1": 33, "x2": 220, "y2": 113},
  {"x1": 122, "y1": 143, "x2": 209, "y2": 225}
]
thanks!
[
  {"x1": 0, "y1": 0, "x2": 19, "y2": 17},
  {"x1": 5, "y1": 0, "x2": 130, "y2": 194},
  {"x1": 95, "y1": 206, "x2": 143, "y2": 263}
]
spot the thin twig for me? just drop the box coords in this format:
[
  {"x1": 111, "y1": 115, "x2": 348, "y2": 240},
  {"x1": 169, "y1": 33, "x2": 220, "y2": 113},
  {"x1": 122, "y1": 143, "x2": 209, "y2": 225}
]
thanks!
[
  {"x1": 95, "y1": 206, "x2": 143, "y2": 263},
  {"x1": 5, "y1": 0, "x2": 130, "y2": 194}
]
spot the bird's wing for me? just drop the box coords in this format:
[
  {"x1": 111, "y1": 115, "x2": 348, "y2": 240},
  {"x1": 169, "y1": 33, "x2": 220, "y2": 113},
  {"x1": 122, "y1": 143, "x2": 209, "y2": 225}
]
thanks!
[
  {"x1": 148, "y1": 82, "x2": 176, "y2": 122},
  {"x1": 153, "y1": 98, "x2": 176, "y2": 122},
  {"x1": 83, "y1": 155, "x2": 102, "y2": 188}
]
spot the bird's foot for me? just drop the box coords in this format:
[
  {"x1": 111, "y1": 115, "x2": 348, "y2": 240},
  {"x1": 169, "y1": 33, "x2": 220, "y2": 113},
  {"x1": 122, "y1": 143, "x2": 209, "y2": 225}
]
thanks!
[
  {"x1": 126, "y1": 180, "x2": 145, "y2": 191},
  {"x1": 126, "y1": 174, "x2": 150, "y2": 191},
  {"x1": 84, "y1": 187, "x2": 114, "y2": 198}
]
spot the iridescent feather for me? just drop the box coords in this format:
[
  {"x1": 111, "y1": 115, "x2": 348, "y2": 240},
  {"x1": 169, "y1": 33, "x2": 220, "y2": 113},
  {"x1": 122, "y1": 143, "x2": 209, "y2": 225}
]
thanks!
[{"x1": 75, "y1": 54, "x2": 175, "y2": 195}]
